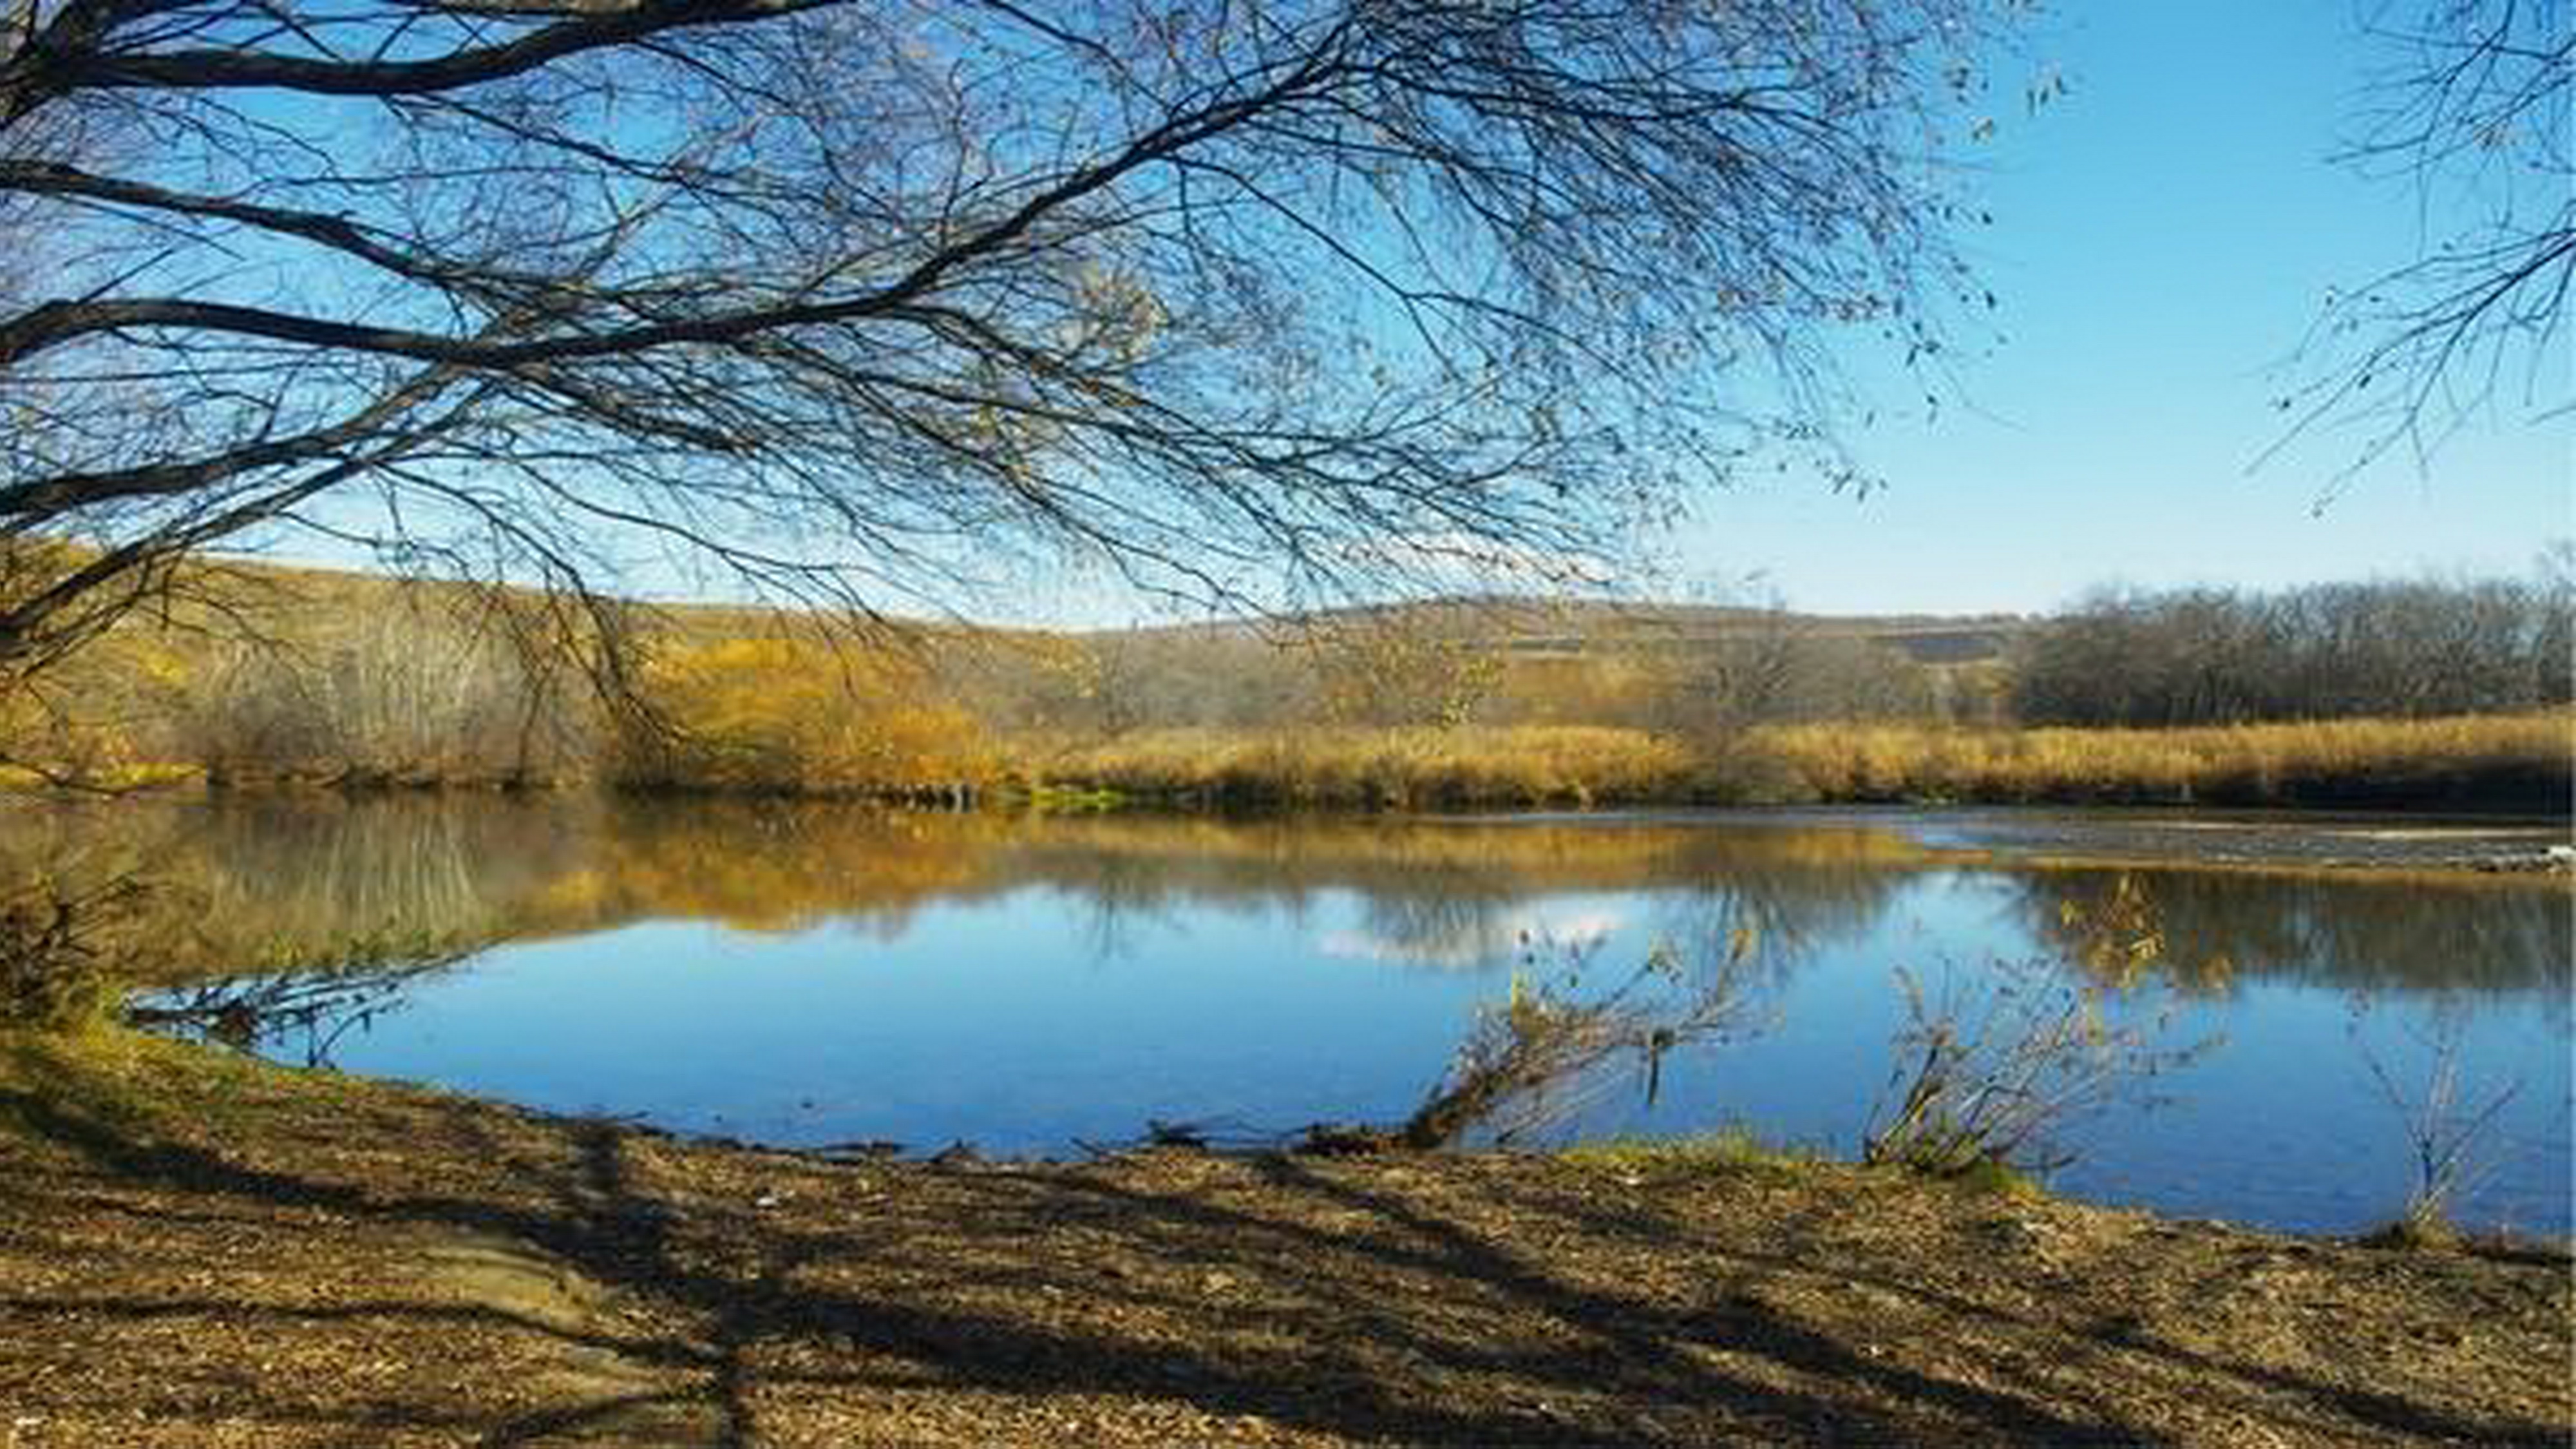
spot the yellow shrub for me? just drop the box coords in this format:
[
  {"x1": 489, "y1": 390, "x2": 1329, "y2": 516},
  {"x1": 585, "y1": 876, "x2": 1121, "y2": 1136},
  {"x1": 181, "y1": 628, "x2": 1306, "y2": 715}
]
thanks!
[{"x1": 618, "y1": 637, "x2": 990, "y2": 794}]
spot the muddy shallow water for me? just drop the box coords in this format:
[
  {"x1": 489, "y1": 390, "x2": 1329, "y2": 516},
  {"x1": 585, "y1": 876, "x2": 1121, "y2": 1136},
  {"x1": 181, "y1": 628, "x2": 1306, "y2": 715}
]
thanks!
[{"x1": 1527, "y1": 803, "x2": 2573, "y2": 871}]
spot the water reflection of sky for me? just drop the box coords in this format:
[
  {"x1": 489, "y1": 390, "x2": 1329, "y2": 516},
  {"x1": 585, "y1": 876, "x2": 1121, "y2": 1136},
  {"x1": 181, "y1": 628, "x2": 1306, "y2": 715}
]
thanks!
[
  {"x1": 50, "y1": 797, "x2": 2571, "y2": 1238},
  {"x1": 316, "y1": 874, "x2": 2571, "y2": 1238},
  {"x1": 1317, "y1": 904, "x2": 1625, "y2": 968}
]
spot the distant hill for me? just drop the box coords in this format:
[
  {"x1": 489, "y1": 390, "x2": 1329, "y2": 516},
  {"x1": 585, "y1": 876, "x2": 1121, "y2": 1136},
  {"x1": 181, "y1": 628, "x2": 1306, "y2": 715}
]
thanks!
[
  {"x1": 1080, "y1": 594, "x2": 2030, "y2": 667},
  {"x1": 129, "y1": 554, "x2": 2028, "y2": 670}
]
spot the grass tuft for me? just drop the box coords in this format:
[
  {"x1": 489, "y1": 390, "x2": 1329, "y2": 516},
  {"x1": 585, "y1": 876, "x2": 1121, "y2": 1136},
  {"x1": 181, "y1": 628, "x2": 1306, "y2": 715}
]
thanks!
[
  {"x1": 1561, "y1": 1126, "x2": 1825, "y2": 1181},
  {"x1": 1949, "y1": 1156, "x2": 2046, "y2": 1200},
  {"x1": 2360, "y1": 1213, "x2": 2463, "y2": 1253}
]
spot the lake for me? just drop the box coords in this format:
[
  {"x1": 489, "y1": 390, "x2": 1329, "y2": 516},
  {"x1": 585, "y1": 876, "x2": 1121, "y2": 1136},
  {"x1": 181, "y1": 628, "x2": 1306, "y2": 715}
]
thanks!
[{"x1": 15, "y1": 793, "x2": 2570, "y2": 1237}]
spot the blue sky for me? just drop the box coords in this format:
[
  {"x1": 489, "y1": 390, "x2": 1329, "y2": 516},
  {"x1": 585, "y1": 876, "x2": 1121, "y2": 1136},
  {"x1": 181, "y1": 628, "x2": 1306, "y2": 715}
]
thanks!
[{"x1": 1651, "y1": 0, "x2": 2570, "y2": 617}]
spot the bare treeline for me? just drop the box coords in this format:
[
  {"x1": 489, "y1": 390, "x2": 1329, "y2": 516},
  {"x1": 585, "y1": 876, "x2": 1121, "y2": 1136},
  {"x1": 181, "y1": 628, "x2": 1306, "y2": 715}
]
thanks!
[
  {"x1": 945, "y1": 609, "x2": 1950, "y2": 746},
  {"x1": 2013, "y1": 571, "x2": 2573, "y2": 728},
  {"x1": 185, "y1": 607, "x2": 587, "y2": 788}
]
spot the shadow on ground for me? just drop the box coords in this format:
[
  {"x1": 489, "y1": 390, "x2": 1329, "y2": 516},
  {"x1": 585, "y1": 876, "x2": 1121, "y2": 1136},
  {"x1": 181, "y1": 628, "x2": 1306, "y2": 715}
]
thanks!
[{"x1": 0, "y1": 1039, "x2": 2565, "y2": 1446}]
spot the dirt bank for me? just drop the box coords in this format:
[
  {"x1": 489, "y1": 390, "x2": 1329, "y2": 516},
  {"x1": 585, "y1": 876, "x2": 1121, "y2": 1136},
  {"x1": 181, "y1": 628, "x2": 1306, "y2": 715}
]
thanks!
[{"x1": 0, "y1": 1031, "x2": 2565, "y2": 1446}]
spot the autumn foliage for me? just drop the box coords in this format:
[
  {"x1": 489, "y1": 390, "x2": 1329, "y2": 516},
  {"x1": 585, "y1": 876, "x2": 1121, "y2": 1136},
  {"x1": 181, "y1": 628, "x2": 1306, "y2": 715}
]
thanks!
[
  {"x1": 0, "y1": 558, "x2": 2565, "y2": 812},
  {"x1": 608, "y1": 638, "x2": 991, "y2": 796}
]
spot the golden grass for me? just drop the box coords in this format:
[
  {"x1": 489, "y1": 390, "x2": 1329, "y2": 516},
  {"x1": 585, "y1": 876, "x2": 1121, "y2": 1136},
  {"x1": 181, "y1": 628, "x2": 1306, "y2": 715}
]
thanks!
[
  {"x1": 1027, "y1": 712, "x2": 2571, "y2": 811},
  {"x1": 1757, "y1": 711, "x2": 2573, "y2": 808},
  {"x1": 1030, "y1": 725, "x2": 1697, "y2": 809},
  {"x1": 8, "y1": 713, "x2": 2562, "y2": 812}
]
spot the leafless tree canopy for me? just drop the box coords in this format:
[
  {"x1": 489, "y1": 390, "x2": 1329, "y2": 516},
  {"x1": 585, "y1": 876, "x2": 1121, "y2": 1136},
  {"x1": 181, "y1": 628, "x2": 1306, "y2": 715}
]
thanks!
[
  {"x1": 2012, "y1": 571, "x2": 2573, "y2": 727},
  {"x1": 0, "y1": 0, "x2": 2005, "y2": 672},
  {"x1": 2284, "y1": 0, "x2": 2573, "y2": 477}
]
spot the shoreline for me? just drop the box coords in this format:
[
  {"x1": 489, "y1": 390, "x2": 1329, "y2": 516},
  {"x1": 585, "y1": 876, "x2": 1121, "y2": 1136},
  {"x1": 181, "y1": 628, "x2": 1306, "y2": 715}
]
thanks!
[{"x1": 0, "y1": 1028, "x2": 2567, "y2": 1445}]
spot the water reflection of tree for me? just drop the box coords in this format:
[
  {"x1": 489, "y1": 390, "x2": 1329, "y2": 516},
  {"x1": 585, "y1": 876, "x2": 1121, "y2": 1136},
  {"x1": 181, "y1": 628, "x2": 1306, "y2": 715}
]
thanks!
[
  {"x1": 1062, "y1": 846, "x2": 1191, "y2": 964},
  {"x1": 1645, "y1": 853, "x2": 1916, "y2": 990},
  {"x1": 127, "y1": 937, "x2": 468, "y2": 1067},
  {"x1": 0, "y1": 795, "x2": 1000, "y2": 971},
  {"x1": 584, "y1": 798, "x2": 991, "y2": 937},
  {"x1": 17, "y1": 799, "x2": 2559, "y2": 1008},
  {"x1": 1343, "y1": 880, "x2": 1528, "y2": 968},
  {"x1": 1019, "y1": 819, "x2": 1932, "y2": 971},
  {"x1": 185, "y1": 794, "x2": 594, "y2": 956},
  {"x1": 0, "y1": 793, "x2": 592, "y2": 977},
  {"x1": 3, "y1": 801, "x2": 1947, "y2": 984},
  {"x1": 2011, "y1": 868, "x2": 2572, "y2": 998}
]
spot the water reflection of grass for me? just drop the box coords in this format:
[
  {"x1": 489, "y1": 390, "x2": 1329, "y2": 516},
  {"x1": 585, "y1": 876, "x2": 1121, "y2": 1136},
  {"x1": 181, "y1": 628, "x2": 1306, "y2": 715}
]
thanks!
[
  {"x1": 2013, "y1": 867, "x2": 2572, "y2": 996},
  {"x1": 3, "y1": 797, "x2": 2563, "y2": 1003}
]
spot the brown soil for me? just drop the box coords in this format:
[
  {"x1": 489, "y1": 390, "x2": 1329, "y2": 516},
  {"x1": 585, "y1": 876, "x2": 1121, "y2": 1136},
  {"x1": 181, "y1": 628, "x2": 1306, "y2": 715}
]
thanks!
[{"x1": 0, "y1": 1032, "x2": 2566, "y2": 1447}]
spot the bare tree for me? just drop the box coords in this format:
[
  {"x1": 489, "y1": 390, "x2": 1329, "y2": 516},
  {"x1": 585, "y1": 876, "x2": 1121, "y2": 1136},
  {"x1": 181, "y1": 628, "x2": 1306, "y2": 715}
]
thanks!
[
  {"x1": 1300, "y1": 613, "x2": 1506, "y2": 729},
  {"x1": 0, "y1": 0, "x2": 2013, "y2": 687},
  {"x1": 2278, "y1": 0, "x2": 2572, "y2": 478},
  {"x1": 184, "y1": 592, "x2": 587, "y2": 784},
  {"x1": 2012, "y1": 574, "x2": 2571, "y2": 727},
  {"x1": 2348, "y1": 997, "x2": 2525, "y2": 1244}
]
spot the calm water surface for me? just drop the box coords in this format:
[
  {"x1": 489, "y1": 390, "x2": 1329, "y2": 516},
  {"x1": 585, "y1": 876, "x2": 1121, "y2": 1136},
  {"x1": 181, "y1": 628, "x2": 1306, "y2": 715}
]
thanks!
[{"x1": 23, "y1": 795, "x2": 2570, "y2": 1236}]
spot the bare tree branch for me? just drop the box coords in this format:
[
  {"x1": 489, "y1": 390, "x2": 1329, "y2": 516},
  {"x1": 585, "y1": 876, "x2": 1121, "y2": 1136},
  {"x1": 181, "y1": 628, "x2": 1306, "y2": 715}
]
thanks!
[
  {"x1": 2274, "y1": 0, "x2": 2573, "y2": 483},
  {"x1": 1, "y1": 0, "x2": 2012, "y2": 686}
]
